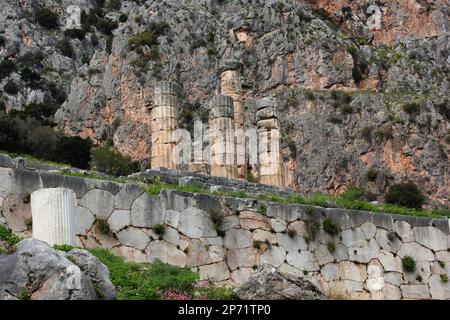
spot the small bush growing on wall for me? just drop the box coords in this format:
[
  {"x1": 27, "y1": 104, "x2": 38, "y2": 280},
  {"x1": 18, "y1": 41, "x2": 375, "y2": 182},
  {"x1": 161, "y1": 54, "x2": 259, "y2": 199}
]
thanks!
[
  {"x1": 441, "y1": 274, "x2": 449, "y2": 283},
  {"x1": 327, "y1": 241, "x2": 336, "y2": 253},
  {"x1": 153, "y1": 224, "x2": 166, "y2": 236},
  {"x1": 366, "y1": 168, "x2": 378, "y2": 182},
  {"x1": 402, "y1": 256, "x2": 416, "y2": 272},
  {"x1": 96, "y1": 219, "x2": 111, "y2": 235},
  {"x1": 287, "y1": 228, "x2": 296, "y2": 238},
  {"x1": 323, "y1": 218, "x2": 340, "y2": 236}
]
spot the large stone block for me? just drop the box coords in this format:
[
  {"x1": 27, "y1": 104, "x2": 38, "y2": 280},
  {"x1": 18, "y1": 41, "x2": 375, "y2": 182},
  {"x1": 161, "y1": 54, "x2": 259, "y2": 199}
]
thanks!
[
  {"x1": 198, "y1": 261, "x2": 230, "y2": 282},
  {"x1": 79, "y1": 189, "x2": 115, "y2": 219},
  {"x1": 75, "y1": 206, "x2": 95, "y2": 236},
  {"x1": 341, "y1": 227, "x2": 367, "y2": 247},
  {"x1": 400, "y1": 284, "x2": 431, "y2": 300},
  {"x1": 365, "y1": 260, "x2": 385, "y2": 294},
  {"x1": 147, "y1": 240, "x2": 187, "y2": 268},
  {"x1": 321, "y1": 261, "x2": 367, "y2": 282},
  {"x1": 277, "y1": 233, "x2": 308, "y2": 252},
  {"x1": 286, "y1": 251, "x2": 320, "y2": 272},
  {"x1": 115, "y1": 184, "x2": 143, "y2": 210},
  {"x1": 397, "y1": 242, "x2": 435, "y2": 262},
  {"x1": 348, "y1": 239, "x2": 380, "y2": 263},
  {"x1": 130, "y1": 193, "x2": 164, "y2": 228},
  {"x1": 393, "y1": 220, "x2": 414, "y2": 242},
  {"x1": 108, "y1": 210, "x2": 131, "y2": 233},
  {"x1": 179, "y1": 207, "x2": 217, "y2": 238},
  {"x1": 379, "y1": 250, "x2": 402, "y2": 272},
  {"x1": 413, "y1": 226, "x2": 448, "y2": 252},
  {"x1": 429, "y1": 274, "x2": 450, "y2": 299},
  {"x1": 116, "y1": 227, "x2": 150, "y2": 250},
  {"x1": 223, "y1": 228, "x2": 252, "y2": 249},
  {"x1": 231, "y1": 268, "x2": 254, "y2": 286},
  {"x1": 226, "y1": 247, "x2": 259, "y2": 271},
  {"x1": 239, "y1": 211, "x2": 271, "y2": 230},
  {"x1": 260, "y1": 245, "x2": 286, "y2": 268},
  {"x1": 375, "y1": 228, "x2": 402, "y2": 253}
]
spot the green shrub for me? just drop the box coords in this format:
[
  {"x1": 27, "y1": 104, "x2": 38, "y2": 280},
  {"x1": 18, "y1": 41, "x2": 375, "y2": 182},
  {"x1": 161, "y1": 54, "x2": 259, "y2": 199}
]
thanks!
[
  {"x1": 258, "y1": 204, "x2": 267, "y2": 215},
  {"x1": 52, "y1": 135, "x2": 93, "y2": 169},
  {"x1": 441, "y1": 274, "x2": 449, "y2": 283},
  {"x1": 88, "y1": 248, "x2": 199, "y2": 299},
  {"x1": 96, "y1": 18, "x2": 118, "y2": 35},
  {"x1": 0, "y1": 225, "x2": 22, "y2": 246},
  {"x1": 153, "y1": 224, "x2": 166, "y2": 236},
  {"x1": 306, "y1": 219, "x2": 320, "y2": 242},
  {"x1": 360, "y1": 126, "x2": 372, "y2": 141},
  {"x1": 385, "y1": 181, "x2": 426, "y2": 209},
  {"x1": 64, "y1": 28, "x2": 86, "y2": 40},
  {"x1": 0, "y1": 59, "x2": 15, "y2": 80},
  {"x1": 53, "y1": 244, "x2": 75, "y2": 252},
  {"x1": 322, "y1": 218, "x2": 340, "y2": 236},
  {"x1": 119, "y1": 14, "x2": 128, "y2": 23},
  {"x1": 327, "y1": 241, "x2": 336, "y2": 253},
  {"x1": 96, "y1": 219, "x2": 111, "y2": 235},
  {"x1": 35, "y1": 7, "x2": 59, "y2": 29},
  {"x1": 4, "y1": 80, "x2": 19, "y2": 95},
  {"x1": 90, "y1": 146, "x2": 133, "y2": 176},
  {"x1": 366, "y1": 168, "x2": 378, "y2": 182},
  {"x1": 287, "y1": 228, "x2": 296, "y2": 238},
  {"x1": 402, "y1": 256, "x2": 416, "y2": 272},
  {"x1": 129, "y1": 31, "x2": 158, "y2": 51},
  {"x1": 20, "y1": 67, "x2": 41, "y2": 84},
  {"x1": 402, "y1": 102, "x2": 420, "y2": 115},
  {"x1": 57, "y1": 37, "x2": 74, "y2": 58},
  {"x1": 107, "y1": 0, "x2": 122, "y2": 10}
]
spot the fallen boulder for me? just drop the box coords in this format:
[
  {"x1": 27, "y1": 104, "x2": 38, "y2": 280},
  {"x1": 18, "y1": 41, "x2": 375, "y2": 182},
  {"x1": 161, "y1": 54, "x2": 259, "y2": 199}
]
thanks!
[
  {"x1": 0, "y1": 238, "x2": 116, "y2": 300},
  {"x1": 235, "y1": 264, "x2": 325, "y2": 300}
]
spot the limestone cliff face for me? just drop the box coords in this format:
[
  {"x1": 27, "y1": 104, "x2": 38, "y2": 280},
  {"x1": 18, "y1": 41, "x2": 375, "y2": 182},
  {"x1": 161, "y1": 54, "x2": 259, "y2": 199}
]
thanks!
[
  {"x1": 307, "y1": 0, "x2": 450, "y2": 44},
  {"x1": 0, "y1": 0, "x2": 448, "y2": 208}
]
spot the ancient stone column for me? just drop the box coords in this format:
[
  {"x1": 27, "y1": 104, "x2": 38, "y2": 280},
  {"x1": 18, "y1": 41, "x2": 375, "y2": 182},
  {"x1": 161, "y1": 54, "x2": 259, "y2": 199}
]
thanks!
[
  {"x1": 220, "y1": 59, "x2": 246, "y2": 180},
  {"x1": 209, "y1": 95, "x2": 237, "y2": 179},
  {"x1": 31, "y1": 188, "x2": 77, "y2": 246},
  {"x1": 256, "y1": 97, "x2": 285, "y2": 187},
  {"x1": 151, "y1": 81, "x2": 179, "y2": 169}
]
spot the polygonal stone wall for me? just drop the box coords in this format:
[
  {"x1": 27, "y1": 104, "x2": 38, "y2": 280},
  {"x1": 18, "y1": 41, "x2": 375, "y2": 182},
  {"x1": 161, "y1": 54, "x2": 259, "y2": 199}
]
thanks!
[{"x1": 1, "y1": 164, "x2": 450, "y2": 300}]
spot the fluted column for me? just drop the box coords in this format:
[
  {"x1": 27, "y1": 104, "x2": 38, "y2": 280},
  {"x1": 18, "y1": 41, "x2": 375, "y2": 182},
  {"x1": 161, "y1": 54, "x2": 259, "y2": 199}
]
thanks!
[
  {"x1": 151, "y1": 81, "x2": 179, "y2": 169},
  {"x1": 220, "y1": 59, "x2": 246, "y2": 180},
  {"x1": 256, "y1": 97, "x2": 285, "y2": 187},
  {"x1": 209, "y1": 95, "x2": 237, "y2": 179},
  {"x1": 31, "y1": 188, "x2": 77, "y2": 246}
]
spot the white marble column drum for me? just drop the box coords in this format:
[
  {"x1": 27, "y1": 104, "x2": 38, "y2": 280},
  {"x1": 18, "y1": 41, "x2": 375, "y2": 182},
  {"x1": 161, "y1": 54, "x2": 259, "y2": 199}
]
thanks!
[{"x1": 31, "y1": 188, "x2": 77, "y2": 246}]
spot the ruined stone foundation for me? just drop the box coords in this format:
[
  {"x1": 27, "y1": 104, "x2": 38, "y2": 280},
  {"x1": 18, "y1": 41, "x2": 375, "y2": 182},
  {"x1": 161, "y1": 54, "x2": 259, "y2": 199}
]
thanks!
[
  {"x1": 209, "y1": 95, "x2": 237, "y2": 179},
  {"x1": 151, "y1": 81, "x2": 179, "y2": 169}
]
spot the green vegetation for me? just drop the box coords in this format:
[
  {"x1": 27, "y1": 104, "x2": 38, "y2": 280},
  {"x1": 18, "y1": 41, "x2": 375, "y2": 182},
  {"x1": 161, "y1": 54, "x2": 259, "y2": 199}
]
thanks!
[
  {"x1": 402, "y1": 102, "x2": 421, "y2": 115},
  {"x1": 327, "y1": 241, "x2": 336, "y2": 253},
  {"x1": 209, "y1": 210, "x2": 225, "y2": 237},
  {"x1": 287, "y1": 228, "x2": 296, "y2": 238},
  {"x1": 0, "y1": 59, "x2": 15, "y2": 80},
  {"x1": 90, "y1": 146, "x2": 133, "y2": 176},
  {"x1": 88, "y1": 248, "x2": 234, "y2": 300},
  {"x1": 258, "y1": 204, "x2": 267, "y2": 215},
  {"x1": 4, "y1": 80, "x2": 19, "y2": 95},
  {"x1": 366, "y1": 168, "x2": 378, "y2": 182},
  {"x1": 441, "y1": 274, "x2": 449, "y2": 283},
  {"x1": 53, "y1": 244, "x2": 75, "y2": 252},
  {"x1": 57, "y1": 37, "x2": 74, "y2": 58},
  {"x1": 153, "y1": 224, "x2": 166, "y2": 236},
  {"x1": 322, "y1": 219, "x2": 340, "y2": 236},
  {"x1": 402, "y1": 256, "x2": 416, "y2": 273},
  {"x1": 96, "y1": 219, "x2": 111, "y2": 235},
  {"x1": 385, "y1": 181, "x2": 426, "y2": 210},
  {"x1": 35, "y1": 7, "x2": 59, "y2": 29},
  {"x1": 0, "y1": 225, "x2": 22, "y2": 246}
]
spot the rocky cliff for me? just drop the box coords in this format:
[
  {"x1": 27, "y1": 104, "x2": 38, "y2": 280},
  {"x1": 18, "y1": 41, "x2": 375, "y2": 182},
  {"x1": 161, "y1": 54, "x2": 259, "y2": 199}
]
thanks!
[{"x1": 0, "y1": 0, "x2": 448, "y2": 208}]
